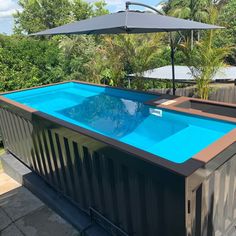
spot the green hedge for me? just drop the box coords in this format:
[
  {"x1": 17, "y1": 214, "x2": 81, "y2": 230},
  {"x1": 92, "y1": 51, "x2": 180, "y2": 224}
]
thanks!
[{"x1": 0, "y1": 35, "x2": 65, "y2": 92}]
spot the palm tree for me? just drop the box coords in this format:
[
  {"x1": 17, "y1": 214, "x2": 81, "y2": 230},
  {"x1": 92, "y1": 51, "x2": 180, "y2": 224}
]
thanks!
[
  {"x1": 122, "y1": 34, "x2": 164, "y2": 90},
  {"x1": 98, "y1": 34, "x2": 163, "y2": 88},
  {"x1": 168, "y1": 0, "x2": 210, "y2": 22},
  {"x1": 179, "y1": 6, "x2": 230, "y2": 99},
  {"x1": 167, "y1": 0, "x2": 211, "y2": 48},
  {"x1": 59, "y1": 35, "x2": 102, "y2": 83}
]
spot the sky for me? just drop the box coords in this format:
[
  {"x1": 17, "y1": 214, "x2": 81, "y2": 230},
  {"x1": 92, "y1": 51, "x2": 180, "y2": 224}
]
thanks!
[{"x1": 0, "y1": 0, "x2": 163, "y2": 35}]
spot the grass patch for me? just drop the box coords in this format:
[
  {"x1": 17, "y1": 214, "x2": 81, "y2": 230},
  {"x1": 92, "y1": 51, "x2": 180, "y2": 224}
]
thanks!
[
  {"x1": 0, "y1": 146, "x2": 4, "y2": 171},
  {"x1": 0, "y1": 147, "x2": 4, "y2": 156}
]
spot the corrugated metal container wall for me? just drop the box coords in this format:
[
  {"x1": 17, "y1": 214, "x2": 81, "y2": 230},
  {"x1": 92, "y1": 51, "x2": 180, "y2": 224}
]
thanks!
[
  {"x1": 186, "y1": 144, "x2": 236, "y2": 236},
  {"x1": 0, "y1": 106, "x2": 186, "y2": 236}
]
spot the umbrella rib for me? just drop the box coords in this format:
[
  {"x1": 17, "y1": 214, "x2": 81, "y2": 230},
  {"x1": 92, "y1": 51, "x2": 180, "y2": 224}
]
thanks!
[
  {"x1": 118, "y1": 26, "x2": 131, "y2": 33},
  {"x1": 86, "y1": 30, "x2": 98, "y2": 35}
]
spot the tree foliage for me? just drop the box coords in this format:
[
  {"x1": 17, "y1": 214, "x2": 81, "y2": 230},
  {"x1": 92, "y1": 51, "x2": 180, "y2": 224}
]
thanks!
[
  {"x1": 14, "y1": 0, "x2": 72, "y2": 34},
  {"x1": 120, "y1": 34, "x2": 164, "y2": 89},
  {"x1": 0, "y1": 0, "x2": 235, "y2": 95},
  {"x1": 14, "y1": 0, "x2": 108, "y2": 34},
  {"x1": 91, "y1": 34, "x2": 165, "y2": 89},
  {"x1": 167, "y1": 0, "x2": 210, "y2": 22},
  {"x1": 179, "y1": 6, "x2": 230, "y2": 99},
  {"x1": 0, "y1": 35, "x2": 64, "y2": 92},
  {"x1": 59, "y1": 35, "x2": 102, "y2": 83},
  {"x1": 216, "y1": 0, "x2": 236, "y2": 64}
]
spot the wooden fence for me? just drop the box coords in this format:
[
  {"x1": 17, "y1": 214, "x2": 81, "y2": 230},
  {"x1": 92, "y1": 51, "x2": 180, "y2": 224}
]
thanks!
[{"x1": 152, "y1": 86, "x2": 236, "y2": 104}]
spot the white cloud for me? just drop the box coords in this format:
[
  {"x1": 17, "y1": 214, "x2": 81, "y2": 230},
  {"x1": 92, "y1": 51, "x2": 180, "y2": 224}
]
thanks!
[
  {"x1": 0, "y1": 0, "x2": 22, "y2": 18},
  {"x1": 0, "y1": 0, "x2": 15, "y2": 11},
  {"x1": 103, "y1": 0, "x2": 126, "y2": 6},
  {"x1": 87, "y1": 0, "x2": 125, "y2": 4},
  {"x1": 107, "y1": 0, "x2": 127, "y2": 10},
  {"x1": 0, "y1": 9, "x2": 16, "y2": 17},
  {"x1": 105, "y1": 0, "x2": 126, "y2": 11},
  {"x1": 87, "y1": 0, "x2": 163, "y2": 12},
  {"x1": 86, "y1": 0, "x2": 126, "y2": 11}
]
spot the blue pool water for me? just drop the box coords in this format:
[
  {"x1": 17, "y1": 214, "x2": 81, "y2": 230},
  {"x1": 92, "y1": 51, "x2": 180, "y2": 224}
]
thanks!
[{"x1": 4, "y1": 82, "x2": 236, "y2": 163}]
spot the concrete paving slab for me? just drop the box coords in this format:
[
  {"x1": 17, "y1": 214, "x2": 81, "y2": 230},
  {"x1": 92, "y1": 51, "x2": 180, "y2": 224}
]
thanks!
[
  {"x1": 1, "y1": 156, "x2": 104, "y2": 236},
  {"x1": 15, "y1": 206, "x2": 79, "y2": 236},
  {"x1": 0, "y1": 187, "x2": 44, "y2": 221},
  {"x1": 0, "y1": 223, "x2": 24, "y2": 236},
  {"x1": 0, "y1": 208, "x2": 11, "y2": 231}
]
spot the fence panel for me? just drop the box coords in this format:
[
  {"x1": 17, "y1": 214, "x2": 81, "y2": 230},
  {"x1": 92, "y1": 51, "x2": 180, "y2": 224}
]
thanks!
[{"x1": 152, "y1": 86, "x2": 236, "y2": 104}]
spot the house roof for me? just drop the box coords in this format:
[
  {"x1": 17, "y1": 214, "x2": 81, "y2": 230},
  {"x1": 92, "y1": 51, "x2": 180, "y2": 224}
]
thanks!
[{"x1": 129, "y1": 66, "x2": 236, "y2": 82}]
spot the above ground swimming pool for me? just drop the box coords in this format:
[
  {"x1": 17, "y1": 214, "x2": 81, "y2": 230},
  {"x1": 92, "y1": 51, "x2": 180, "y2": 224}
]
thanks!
[
  {"x1": 1, "y1": 81, "x2": 236, "y2": 236},
  {"x1": 2, "y1": 81, "x2": 236, "y2": 164}
]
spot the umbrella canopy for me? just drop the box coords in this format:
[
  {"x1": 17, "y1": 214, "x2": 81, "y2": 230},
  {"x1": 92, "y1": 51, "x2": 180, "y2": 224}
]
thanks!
[
  {"x1": 31, "y1": 11, "x2": 223, "y2": 36},
  {"x1": 31, "y1": 6, "x2": 224, "y2": 95}
]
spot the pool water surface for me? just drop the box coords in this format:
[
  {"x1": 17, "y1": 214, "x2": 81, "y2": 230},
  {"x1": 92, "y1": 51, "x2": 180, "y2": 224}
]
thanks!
[{"x1": 4, "y1": 82, "x2": 236, "y2": 163}]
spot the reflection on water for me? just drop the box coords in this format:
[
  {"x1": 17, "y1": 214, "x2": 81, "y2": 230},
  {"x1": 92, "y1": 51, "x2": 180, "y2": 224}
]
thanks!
[{"x1": 59, "y1": 93, "x2": 150, "y2": 138}]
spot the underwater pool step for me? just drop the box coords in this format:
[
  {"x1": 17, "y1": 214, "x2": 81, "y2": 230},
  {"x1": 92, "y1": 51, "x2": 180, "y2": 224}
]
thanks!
[{"x1": 147, "y1": 125, "x2": 224, "y2": 163}]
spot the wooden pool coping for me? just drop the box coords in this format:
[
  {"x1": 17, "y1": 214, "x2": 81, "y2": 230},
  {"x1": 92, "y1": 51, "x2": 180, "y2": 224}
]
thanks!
[
  {"x1": 1, "y1": 80, "x2": 236, "y2": 176},
  {"x1": 146, "y1": 96, "x2": 236, "y2": 164}
]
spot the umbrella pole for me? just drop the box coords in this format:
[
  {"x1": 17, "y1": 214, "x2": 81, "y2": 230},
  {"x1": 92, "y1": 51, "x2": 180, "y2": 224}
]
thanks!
[
  {"x1": 126, "y1": 1, "x2": 179, "y2": 96},
  {"x1": 170, "y1": 33, "x2": 176, "y2": 96}
]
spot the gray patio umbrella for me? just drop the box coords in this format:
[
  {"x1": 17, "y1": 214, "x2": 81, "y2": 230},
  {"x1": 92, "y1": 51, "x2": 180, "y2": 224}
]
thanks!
[{"x1": 32, "y1": 2, "x2": 223, "y2": 95}]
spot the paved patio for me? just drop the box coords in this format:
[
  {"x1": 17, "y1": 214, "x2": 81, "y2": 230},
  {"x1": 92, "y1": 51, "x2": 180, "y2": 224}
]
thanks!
[{"x1": 0, "y1": 170, "x2": 79, "y2": 236}]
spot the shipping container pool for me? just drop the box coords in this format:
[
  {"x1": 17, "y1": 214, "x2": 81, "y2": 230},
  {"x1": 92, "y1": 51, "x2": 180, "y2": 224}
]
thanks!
[
  {"x1": 2, "y1": 82, "x2": 236, "y2": 163},
  {"x1": 1, "y1": 81, "x2": 236, "y2": 236}
]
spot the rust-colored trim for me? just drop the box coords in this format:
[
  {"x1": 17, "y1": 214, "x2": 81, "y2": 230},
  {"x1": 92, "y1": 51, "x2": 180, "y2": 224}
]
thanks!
[
  {"x1": 185, "y1": 97, "x2": 236, "y2": 108},
  {"x1": 1, "y1": 79, "x2": 161, "y2": 97},
  {"x1": 0, "y1": 96, "x2": 36, "y2": 113},
  {"x1": 149, "y1": 96, "x2": 236, "y2": 124},
  {"x1": 0, "y1": 81, "x2": 70, "y2": 95},
  {"x1": 193, "y1": 128, "x2": 236, "y2": 163},
  {"x1": 148, "y1": 94, "x2": 236, "y2": 109}
]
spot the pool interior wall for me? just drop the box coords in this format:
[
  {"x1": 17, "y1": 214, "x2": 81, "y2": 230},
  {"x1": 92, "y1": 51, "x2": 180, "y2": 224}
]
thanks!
[{"x1": 3, "y1": 82, "x2": 236, "y2": 163}]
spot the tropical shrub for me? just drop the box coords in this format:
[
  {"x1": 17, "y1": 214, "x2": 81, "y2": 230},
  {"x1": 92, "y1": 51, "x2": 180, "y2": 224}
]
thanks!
[{"x1": 0, "y1": 35, "x2": 64, "y2": 92}]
